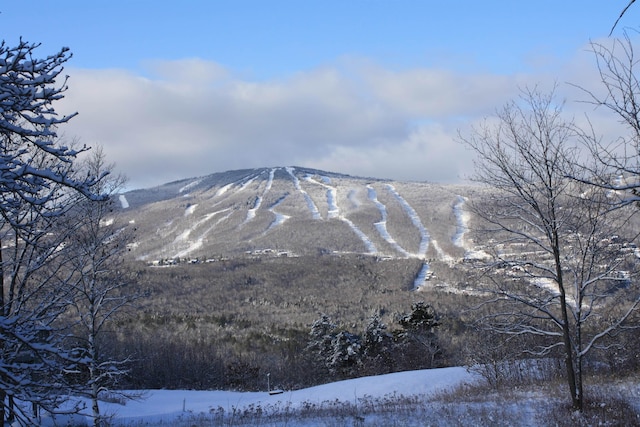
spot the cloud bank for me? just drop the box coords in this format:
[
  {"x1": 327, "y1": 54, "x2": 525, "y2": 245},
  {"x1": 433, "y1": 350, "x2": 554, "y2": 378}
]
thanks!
[{"x1": 59, "y1": 48, "x2": 607, "y2": 190}]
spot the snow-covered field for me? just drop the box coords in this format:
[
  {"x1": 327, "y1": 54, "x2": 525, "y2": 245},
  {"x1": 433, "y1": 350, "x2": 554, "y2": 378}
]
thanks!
[
  {"x1": 39, "y1": 367, "x2": 640, "y2": 427},
  {"x1": 44, "y1": 367, "x2": 480, "y2": 426},
  {"x1": 38, "y1": 366, "x2": 640, "y2": 426}
]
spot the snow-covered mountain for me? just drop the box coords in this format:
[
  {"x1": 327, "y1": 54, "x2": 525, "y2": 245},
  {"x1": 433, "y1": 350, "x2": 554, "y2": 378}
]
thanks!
[{"x1": 117, "y1": 166, "x2": 481, "y2": 266}]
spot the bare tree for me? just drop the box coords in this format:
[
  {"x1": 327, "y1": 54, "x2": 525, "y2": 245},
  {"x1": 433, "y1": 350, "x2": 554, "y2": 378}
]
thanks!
[
  {"x1": 459, "y1": 87, "x2": 640, "y2": 410},
  {"x1": 0, "y1": 39, "x2": 103, "y2": 424},
  {"x1": 62, "y1": 148, "x2": 139, "y2": 427},
  {"x1": 574, "y1": 32, "x2": 640, "y2": 205}
]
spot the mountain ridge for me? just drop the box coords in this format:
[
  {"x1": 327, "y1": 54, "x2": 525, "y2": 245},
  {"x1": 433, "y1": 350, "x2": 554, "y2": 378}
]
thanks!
[{"x1": 117, "y1": 166, "x2": 483, "y2": 276}]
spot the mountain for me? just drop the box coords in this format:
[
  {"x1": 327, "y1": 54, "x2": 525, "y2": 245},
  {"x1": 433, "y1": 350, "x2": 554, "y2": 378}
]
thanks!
[
  {"x1": 117, "y1": 166, "x2": 484, "y2": 270},
  {"x1": 105, "y1": 167, "x2": 492, "y2": 392}
]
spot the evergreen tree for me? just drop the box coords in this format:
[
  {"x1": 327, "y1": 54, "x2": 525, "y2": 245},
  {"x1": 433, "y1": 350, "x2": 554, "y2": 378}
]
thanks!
[
  {"x1": 397, "y1": 302, "x2": 441, "y2": 368},
  {"x1": 362, "y1": 313, "x2": 394, "y2": 373},
  {"x1": 305, "y1": 314, "x2": 337, "y2": 380},
  {"x1": 328, "y1": 331, "x2": 361, "y2": 377}
]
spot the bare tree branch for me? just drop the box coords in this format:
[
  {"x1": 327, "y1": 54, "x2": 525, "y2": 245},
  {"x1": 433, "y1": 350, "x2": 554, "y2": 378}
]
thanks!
[{"x1": 610, "y1": 0, "x2": 636, "y2": 36}]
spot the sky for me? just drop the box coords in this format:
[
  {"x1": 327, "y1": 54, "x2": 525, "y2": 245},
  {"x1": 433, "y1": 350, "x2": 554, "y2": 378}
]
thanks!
[{"x1": 1, "y1": 1, "x2": 638, "y2": 190}]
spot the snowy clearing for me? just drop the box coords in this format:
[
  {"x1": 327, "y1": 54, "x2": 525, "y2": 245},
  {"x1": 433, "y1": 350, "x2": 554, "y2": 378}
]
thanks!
[
  {"x1": 43, "y1": 366, "x2": 640, "y2": 426},
  {"x1": 431, "y1": 239, "x2": 455, "y2": 264},
  {"x1": 49, "y1": 367, "x2": 478, "y2": 426},
  {"x1": 172, "y1": 209, "x2": 233, "y2": 258}
]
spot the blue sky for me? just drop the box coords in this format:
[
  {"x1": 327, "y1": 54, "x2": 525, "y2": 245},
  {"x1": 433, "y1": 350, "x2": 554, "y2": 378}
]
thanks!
[{"x1": 1, "y1": 2, "x2": 637, "y2": 189}]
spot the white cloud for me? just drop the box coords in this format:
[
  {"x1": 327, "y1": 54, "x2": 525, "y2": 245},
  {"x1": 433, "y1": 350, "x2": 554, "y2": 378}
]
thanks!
[
  {"x1": 58, "y1": 48, "x2": 619, "y2": 190},
  {"x1": 308, "y1": 123, "x2": 471, "y2": 183},
  {"x1": 357, "y1": 63, "x2": 521, "y2": 118}
]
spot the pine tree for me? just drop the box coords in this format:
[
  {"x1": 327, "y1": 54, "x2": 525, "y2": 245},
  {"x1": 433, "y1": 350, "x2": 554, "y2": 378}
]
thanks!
[
  {"x1": 398, "y1": 302, "x2": 441, "y2": 368},
  {"x1": 362, "y1": 313, "x2": 394, "y2": 373},
  {"x1": 328, "y1": 331, "x2": 362, "y2": 377}
]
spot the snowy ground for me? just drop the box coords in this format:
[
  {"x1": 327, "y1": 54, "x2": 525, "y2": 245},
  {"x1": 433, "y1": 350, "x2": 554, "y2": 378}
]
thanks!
[
  {"x1": 43, "y1": 367, "x2": 479, "y2": 426},
  {"x1": 36, "y1": 365, "x2": 640, "y2": 426}
]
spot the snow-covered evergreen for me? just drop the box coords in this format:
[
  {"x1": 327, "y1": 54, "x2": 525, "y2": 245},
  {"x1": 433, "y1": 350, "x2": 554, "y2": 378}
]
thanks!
[{"x1": 0, "y1": 39, "x2": 103, "y2": 424}]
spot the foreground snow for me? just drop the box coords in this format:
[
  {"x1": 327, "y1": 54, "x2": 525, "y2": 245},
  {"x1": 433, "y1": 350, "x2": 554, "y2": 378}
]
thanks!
[
  {"x1": 50, "y1": 367, "x2": 478, "y2": 426},
  {"x1": 36, "y1": 365, "x2": 640, "y2": 426}
]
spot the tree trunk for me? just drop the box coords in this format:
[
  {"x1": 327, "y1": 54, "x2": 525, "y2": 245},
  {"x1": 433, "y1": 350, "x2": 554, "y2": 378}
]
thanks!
[
  {"x1": 0, "y1": 241, "x2": 5, "y2": 423},
  {"x1": 0, "y1": 388, "x2": 5, "y2": 425},
  {"x1": 89, "y1": 332, "x2": 102, "y2": 427},
  {"x1": 91, "y1": 379, "x2": 101, "y2": 427},
  {"x1": 553, "y1": 236, "x2": 582, "y2": 411},
  {"x1": 560, "y1": 310, "x2": 581, "y2": 410},
  {"x1": 557, "y1": 282, "x2": 581, "y2": 410}
]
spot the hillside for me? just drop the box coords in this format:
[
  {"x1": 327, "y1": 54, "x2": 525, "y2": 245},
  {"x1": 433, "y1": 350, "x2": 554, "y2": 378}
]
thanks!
[
  {"x1": 105, "y1": 167, "x2": 491, "y2": 391},
  {"x1": 118, "y1": 166, "x2": 482, "y2": 268},
  {"x1": 106, "y1": 166, "x2": 640, "y2": 396}
]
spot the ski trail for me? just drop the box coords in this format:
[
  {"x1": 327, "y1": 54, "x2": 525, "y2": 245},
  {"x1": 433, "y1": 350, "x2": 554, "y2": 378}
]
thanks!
[
  {"x1": 173, "y1": 209, "x2": 233, "y2": 258},
  {"x1": 386, "y1": 184, "x2": 430, "y2": 257},
  {"x1": 531, "y1": 277, "x2": 576, "y2": 308},
  {"x1": 342, "y1": 217, "x2": 377, "y2": 254},
  {"x1": 451, "y1": 195, "x2": 491, "y2": 261},
  {"x1": 185, "y1": 204, "x2": 198, "y2": 216},
  {"x1": 118, "y1": 194, "x2": 129, "y2": 209},
  {"x1": 304, "y1": 175, "x2": 376, "y2": 254},
  {"x1": 285, "y1": 167, "x2": 321, "y2": 220},
  {"x1": 431, "y1": 239, "x2": 455, "y2": 264},
  {"x1": 216, "y1": 173, "x2": 260, "y2": 199},
  {"x1": 383, "y1": 184, "x2": 430, "y2": 289},
  {"x1": 263, "y1": 169, "x2": 292, "y2": 231},
  {"x1": 452, "y1": 195, "x2": 470, "y2": 249},
  {"x1": 304, "y1": 174, "x2": 339, "y2": 219},
  {"x1": 413, "y1": 262, "x2": 431, "y2": 290},
  {"x1": 239, "y1": 174, "x2": 260, "y2": 192},
  {"x1": 265, "y1": 168, "x2": 275, "y2": 192},
  {"x1": 246, "y1": 197, "x2": 260, "y2": 222},
  {"x1": 174, "y1": 209, "x2": 230, "y2": 243},
  {"x1": 265, "y1": 194, "x2": 291, "y2": 232},
  {"x1": 367, "y1": 185, "x2": 410, "y2": 257},
  {"x1": 179, "y1": 179, "x2": 202, "y2": 194},
  {"x1": 245, "y1": 170, "x2": 273, "y2": 223},
  {"x1": 215, "y1": 183, "x2": 234, "y2": 197}
]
